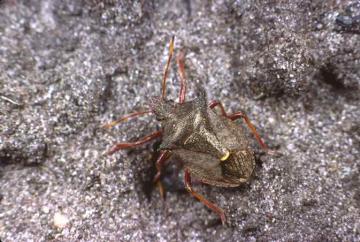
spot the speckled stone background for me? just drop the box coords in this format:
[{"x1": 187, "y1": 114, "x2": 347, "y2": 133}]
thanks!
[{"x1": 0, "y1": 0, "x2": 359, "y2": 241}]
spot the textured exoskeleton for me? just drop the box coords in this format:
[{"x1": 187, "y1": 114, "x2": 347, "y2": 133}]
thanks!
[{"x1": 153, "y1": 91, "x2": 255, "y2": 188}]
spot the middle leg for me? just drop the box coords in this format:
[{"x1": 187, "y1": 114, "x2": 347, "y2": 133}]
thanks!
[
  {"x1": 228, "y1": 112, "x2": 269, "y2": 151},
  {"x1": 209, "y1": 100, "x2": 270, "y2": 152},
  {"x1": 105, "y1": 130, "x2": 162, "y2": 155},
  {"x1": 153, "y1": 150, "x2": 171, "y2": 183},
  {"x1": 153, "y1": 150, "x2": 171, "y2": 199}
]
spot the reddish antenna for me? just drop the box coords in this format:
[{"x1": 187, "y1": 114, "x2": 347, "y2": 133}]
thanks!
[
  {"x1": 176, "y1": 49, "x2": 187, "y2": 104},
  {"x1": 161, "y1": 36, "x2": 175, "y2": 100}
]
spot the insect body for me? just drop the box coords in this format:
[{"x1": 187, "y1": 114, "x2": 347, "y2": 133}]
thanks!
[
  {"x1": 104, "y1": 36, "x2": 271, "y2": 225},
  {"x1": 153, "y1": 92, "x2": 256, "y2": 187}
]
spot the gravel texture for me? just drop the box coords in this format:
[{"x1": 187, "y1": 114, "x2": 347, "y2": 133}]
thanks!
[{"x1": 0, "y1": 0, "x2": 359, "y2": 241}]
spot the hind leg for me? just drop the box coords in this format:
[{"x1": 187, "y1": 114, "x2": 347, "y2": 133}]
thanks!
[{"x1": 184, "y1": 169, "x2": 226, "y2": 225}]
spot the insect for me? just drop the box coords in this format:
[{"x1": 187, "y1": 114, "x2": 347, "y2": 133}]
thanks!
[{"x1": 103, "y1": 36, "x2": 273, "y2": 225}]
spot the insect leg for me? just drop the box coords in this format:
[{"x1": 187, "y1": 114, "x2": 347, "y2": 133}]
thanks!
[
  {"x1": 184, "y1": 170, "x2": 226, "y2": 225},
  {"x1": 208, "y1": 100, "x2": 227, "y2": 116},
  {"x1": 161, "y1": 36, "x2": 175, "y2": 100},
  {"x1": 153, "y1": 150, "x2": 171, "y2": 183},
  {"x1": 176, "y1": 49, "x2": 187, "y2": 104},
  {"x1": 105, "y1": 130, "x2": 162, "y2": 155},
  {"x1": 153, "y1": 150, "x2": 171, "y2": 199},
  {"x1": 228, "y1": 112, "x2": 270, "y2": 151},
  {"x1": 209, "y1": 101, "x2": 274, "y2": 154},
  {"x1": 102, "y1": 110, "x2": 152, "y2": 129}
]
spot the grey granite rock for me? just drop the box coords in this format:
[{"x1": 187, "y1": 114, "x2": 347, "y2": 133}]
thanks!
[{"x1": 0, "y1": 0, "x2": 359, "y2": 241}]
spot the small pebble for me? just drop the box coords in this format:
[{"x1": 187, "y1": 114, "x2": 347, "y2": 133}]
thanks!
[{"x1": 53, "y1": 212, "x2": 69, "y2": 229}]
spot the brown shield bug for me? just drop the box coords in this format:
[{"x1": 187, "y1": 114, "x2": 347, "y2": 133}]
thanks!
[{"x1": 103, "y1": 36, "x2": 273, "y2": 225}]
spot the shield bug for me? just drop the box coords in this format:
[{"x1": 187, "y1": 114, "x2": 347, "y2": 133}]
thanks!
[{"x1": 103, "y1": 36, "x2": 273, "y2": 225}]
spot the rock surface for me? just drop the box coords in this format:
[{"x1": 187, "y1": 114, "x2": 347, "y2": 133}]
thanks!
[{"x1": 0, "y1": 0, "x2": 359, "y2": 241}]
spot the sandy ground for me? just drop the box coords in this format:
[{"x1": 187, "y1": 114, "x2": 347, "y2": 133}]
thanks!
[{"x1": 0, "y1": 1, "x2": 359, "y2": 241}]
